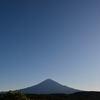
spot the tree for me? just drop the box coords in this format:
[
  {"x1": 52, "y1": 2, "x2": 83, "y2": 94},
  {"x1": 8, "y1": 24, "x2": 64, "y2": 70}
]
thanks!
[{"x1": 3, "y1": 91, "x2": 30, "y2": 100}]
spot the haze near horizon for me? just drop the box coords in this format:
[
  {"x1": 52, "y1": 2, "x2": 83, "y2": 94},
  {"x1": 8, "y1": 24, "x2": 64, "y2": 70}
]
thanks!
[{"x1": 0, "y1": 0, "x2": 100, "y2": 92}]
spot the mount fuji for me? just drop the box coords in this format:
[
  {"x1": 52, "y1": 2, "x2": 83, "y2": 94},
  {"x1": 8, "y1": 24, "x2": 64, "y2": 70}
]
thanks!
[{"x1": 15, "y1": 79, "x2": 81, "y2": 94}]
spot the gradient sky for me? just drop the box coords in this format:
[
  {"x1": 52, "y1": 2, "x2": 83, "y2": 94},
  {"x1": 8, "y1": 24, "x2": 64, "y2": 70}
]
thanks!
[{"x1": 0, "y1": 0, "x2": 100, "y2": 92}]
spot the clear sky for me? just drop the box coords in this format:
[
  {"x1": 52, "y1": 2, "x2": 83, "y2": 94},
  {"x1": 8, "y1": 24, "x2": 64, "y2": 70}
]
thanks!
[{"x1": 0, "y1": 0, "x2": 100, "y2": 92}]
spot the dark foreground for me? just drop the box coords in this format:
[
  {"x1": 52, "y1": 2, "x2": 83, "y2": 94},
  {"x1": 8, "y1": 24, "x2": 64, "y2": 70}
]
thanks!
[{"x1": 0, "y1": 91, "x2": 100, "y2": 100}]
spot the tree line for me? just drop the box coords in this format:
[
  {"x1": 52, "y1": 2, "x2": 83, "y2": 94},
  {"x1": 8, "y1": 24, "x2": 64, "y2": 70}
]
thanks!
[{"x1": 1, "y1": 91, "x2": 100, "y2": 100}]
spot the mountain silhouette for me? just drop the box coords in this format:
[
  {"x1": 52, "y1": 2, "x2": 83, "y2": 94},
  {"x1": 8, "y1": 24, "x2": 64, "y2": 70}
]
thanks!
[{"x1": 15, "y1": 79, "x2": 81, "y2": 94}]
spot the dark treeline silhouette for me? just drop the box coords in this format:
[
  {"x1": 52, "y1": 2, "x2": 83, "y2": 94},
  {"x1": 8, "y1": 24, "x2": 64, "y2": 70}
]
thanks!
[{"x1": 1, "y1": 91, "x2": 100, "y2": 100}]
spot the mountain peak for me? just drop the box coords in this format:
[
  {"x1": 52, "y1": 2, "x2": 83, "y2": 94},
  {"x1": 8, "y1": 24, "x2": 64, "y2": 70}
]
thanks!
[
  {"x1": 44, "y1": 78, "x2": 55, "y2": 82},
  {"x1": 39, "y1": 79, "x2": 60, "y2": 86},
  {"x1": 14, "y1": 79, "x2": 81, "y2": 94}
]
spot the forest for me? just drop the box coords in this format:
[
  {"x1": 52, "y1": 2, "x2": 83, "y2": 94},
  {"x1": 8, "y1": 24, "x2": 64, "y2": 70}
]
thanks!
[{"x1": 0, "y1": 91, "x2": 100, "y2": 100}]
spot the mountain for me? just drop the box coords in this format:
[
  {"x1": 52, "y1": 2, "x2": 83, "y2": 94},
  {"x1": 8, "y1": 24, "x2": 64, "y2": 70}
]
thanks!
[{"x1": 15, "y1": 79, "x2": 81, "y2": 94}]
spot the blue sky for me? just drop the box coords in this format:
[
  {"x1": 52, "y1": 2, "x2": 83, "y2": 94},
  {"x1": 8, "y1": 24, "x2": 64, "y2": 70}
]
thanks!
[{"x1": 0, "y1": 0, "x2": 100, "y2": 92}]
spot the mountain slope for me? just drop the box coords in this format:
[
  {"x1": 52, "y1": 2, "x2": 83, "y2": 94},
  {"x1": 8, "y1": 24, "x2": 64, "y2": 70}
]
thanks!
[{"x1": 16, "y1": 79, "x2": 81, "y2": 94}]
